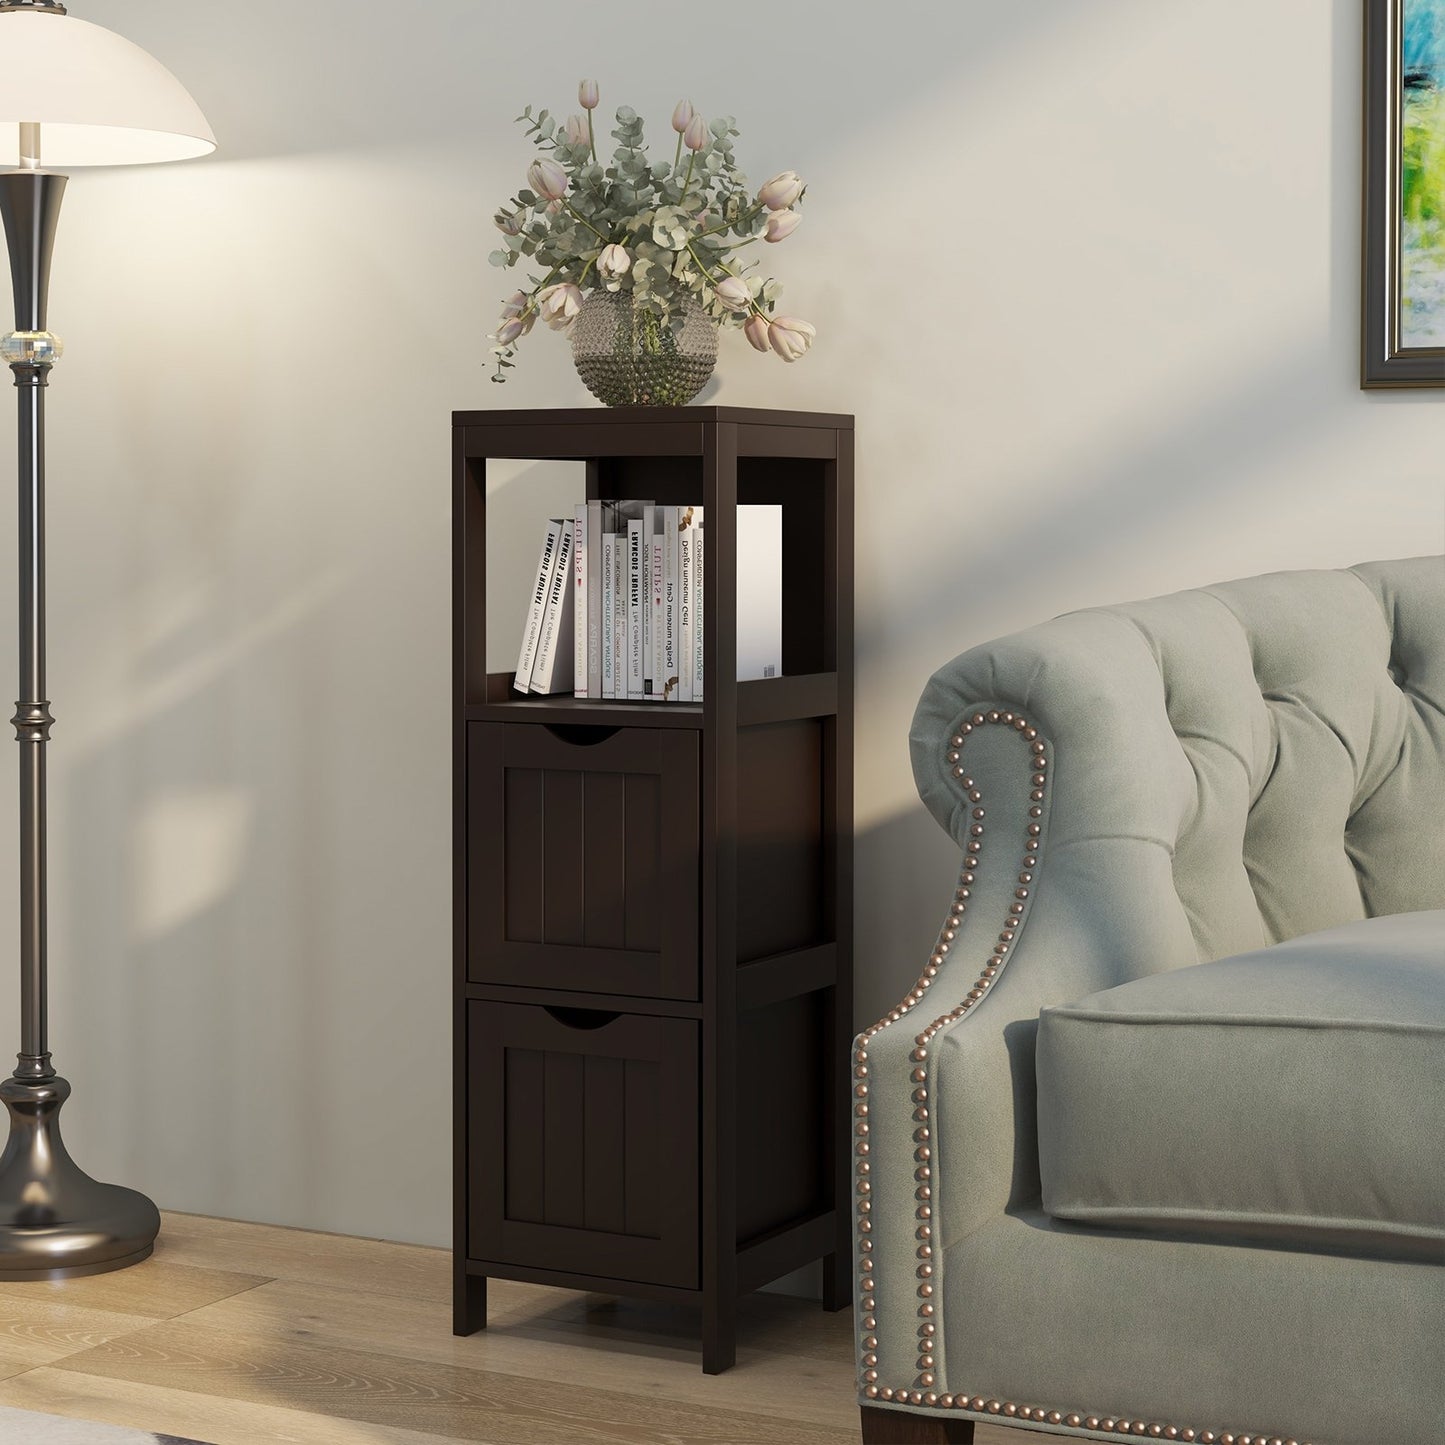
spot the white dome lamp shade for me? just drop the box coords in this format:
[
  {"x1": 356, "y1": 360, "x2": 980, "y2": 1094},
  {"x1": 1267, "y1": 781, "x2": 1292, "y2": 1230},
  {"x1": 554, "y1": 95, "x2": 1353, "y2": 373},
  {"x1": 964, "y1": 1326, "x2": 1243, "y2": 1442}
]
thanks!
[
  {"x1": 0, "y1": 0, "x2": 214, "y2": 1286},
  {"x1": 0, "y1": 2, "x2": 215, "y2": 167}
]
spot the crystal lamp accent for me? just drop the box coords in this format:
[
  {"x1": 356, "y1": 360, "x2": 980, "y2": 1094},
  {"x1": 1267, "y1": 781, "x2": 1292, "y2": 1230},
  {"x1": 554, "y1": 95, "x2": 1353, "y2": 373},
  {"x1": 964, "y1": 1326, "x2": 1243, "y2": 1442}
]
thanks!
[{"x1": 0, "y1": 330, "x2": 62, "y2": 366}]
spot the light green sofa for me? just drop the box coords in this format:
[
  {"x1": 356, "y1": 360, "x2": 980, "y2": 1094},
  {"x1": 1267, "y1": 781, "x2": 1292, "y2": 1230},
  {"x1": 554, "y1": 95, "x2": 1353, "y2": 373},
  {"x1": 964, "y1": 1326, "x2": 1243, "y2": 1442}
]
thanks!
[{"x1": 855, "y1": 558, "x2": 1445, "y2": 1445}]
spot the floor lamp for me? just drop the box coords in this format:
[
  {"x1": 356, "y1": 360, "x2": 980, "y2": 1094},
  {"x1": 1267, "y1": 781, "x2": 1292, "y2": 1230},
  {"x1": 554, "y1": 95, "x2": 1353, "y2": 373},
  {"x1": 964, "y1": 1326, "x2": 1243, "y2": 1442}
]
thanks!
[{"x1": 0, "y1": 0, "x2": 213, "y2": 1279}]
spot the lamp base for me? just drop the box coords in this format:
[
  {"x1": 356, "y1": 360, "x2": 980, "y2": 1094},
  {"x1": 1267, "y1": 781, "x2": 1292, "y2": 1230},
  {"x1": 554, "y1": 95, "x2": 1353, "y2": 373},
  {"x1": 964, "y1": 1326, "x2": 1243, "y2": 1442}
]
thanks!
[{"x1": 0, "y1": 1074, "x2": 159, "y2": 1280}]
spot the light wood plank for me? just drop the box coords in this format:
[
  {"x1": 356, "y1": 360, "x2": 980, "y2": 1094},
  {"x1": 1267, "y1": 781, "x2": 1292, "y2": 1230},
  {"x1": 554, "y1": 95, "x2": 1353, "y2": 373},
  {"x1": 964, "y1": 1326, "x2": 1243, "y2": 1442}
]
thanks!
[
  {"x1": 0, "y1": 1252, "x2": 268, "y2": 1322},
  {"x1": 178, "y1": 1278, "x2": 856, "y2": 1430},
  {"x1": 155, "y1": 1213, "x2": 447, "y2": 1305},
  {"x1": 48, "y1": 1319, "x2": 857, "y2": 1444},
  {"x1": 0, "y1": 1297, "x2": 158, "y2": 1380},
  {"x1": 0, "y1": 1368, "x2": 477, "y2": 1445}
]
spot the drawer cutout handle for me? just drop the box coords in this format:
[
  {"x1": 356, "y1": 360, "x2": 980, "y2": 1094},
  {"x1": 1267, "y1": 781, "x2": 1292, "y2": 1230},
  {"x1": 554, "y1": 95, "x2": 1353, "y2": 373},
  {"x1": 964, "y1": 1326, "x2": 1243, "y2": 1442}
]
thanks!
[
  {"x1": 543, "y1": 723, "x2": 622, "y2": 747},
  {"x1": 544, "y1": 1005, "x2": 622, "y2": 1030}
]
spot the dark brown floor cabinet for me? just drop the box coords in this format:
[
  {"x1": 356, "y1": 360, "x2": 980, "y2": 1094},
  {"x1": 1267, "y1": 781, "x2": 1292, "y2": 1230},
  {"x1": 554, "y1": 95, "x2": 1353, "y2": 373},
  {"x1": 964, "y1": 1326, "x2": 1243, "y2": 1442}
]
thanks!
[{"x1": 453, "y1": 407, "x2": 854, "y2": 1372}]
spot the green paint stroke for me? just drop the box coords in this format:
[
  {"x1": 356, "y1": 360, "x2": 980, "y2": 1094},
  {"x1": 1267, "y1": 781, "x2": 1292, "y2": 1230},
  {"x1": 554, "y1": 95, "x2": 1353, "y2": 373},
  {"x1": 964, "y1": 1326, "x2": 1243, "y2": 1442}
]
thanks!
[{"x1": 1402, "y1": 0, "x2": 1445, "y2": 344}]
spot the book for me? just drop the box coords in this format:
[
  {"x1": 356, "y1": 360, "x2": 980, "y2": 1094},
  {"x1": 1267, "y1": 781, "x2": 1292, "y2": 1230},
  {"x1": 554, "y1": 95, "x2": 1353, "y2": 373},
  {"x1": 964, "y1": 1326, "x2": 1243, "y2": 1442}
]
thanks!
[
  {"x1": 738, "y1": 504, "x2": 783, "y2": 681},
  {"x1": 626, "y1": 518, "x2": 645, "y2": 700},
  {"x1": 513, "y1": 519, "x2": 563, "y2": 694},
  {"x1": 530, "y1": 521, "x2": 575, "y2": 694},
  {"x1": 572, "y1": 504, "x2": 588, "y2": 698},
  {"x1": 691, "y1": 511, "x2": 704, "y2": 701},
  {"x1": 611, "y1": 526, "x2": 627, "y2": 702},
  {"x1": 600, "y1": 532, "x2": 617, "y2": 699},
  {"x1": 586, "y1": 500, "x2": 604, "y2": 698},
  {"x1": 649, "y1": 526, "x2": 665, "y2": 698},
  {"x1": 677, "y1": 515, "x2": 694, "y2": 703},
  {"x1": 661, "y1": 505, "x2": 681, "y2": 701}
]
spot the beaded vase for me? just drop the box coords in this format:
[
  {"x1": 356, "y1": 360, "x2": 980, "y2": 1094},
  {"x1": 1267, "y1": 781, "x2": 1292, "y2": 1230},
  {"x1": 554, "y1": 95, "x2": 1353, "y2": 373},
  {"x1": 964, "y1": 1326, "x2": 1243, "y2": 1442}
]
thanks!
[{"x1": 571, "y1": 291, "x2": 717, "y2": 407}]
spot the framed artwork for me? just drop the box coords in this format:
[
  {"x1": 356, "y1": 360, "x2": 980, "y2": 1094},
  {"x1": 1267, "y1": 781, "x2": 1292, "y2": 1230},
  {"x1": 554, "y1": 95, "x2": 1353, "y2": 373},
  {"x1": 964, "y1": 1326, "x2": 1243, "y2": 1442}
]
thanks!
[{"x1": 1362, "y1": 0, "x2": 1445, "y2": 387}]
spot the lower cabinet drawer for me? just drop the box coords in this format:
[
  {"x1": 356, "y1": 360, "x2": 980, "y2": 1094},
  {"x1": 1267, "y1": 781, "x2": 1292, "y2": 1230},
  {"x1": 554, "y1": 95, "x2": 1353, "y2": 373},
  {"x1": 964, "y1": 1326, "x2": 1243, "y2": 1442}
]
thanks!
[{"x1": 467, "y1": 1001, "x2": 699, "y2": 1289}]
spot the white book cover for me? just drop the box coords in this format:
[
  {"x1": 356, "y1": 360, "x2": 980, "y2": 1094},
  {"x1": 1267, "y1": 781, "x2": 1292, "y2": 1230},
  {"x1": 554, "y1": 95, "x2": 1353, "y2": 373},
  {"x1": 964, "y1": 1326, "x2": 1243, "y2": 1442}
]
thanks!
[
  {"x1": 600, "y1": 533, "x2": 617, "y2": 699},
  {"x1": 530, "y1": 522, "x2": 575, "y2": 694},
  {"x1": 691, "y1": 513, "x2": 704, "y2": 701},
  {"x1": 626, "y1": 519, "x2": 645, "y2": 700},
  {"x1": 611, "y1": 530, "x2": 626, "y2": 702},
  {"x1": 572, "y1": 504, "x2": 588, "y2": 698},
  {"x1": 661, "y1": 505, "x2": 680, "y2": 702},
  {"x1": 649, "y1": 531, "x2": 665, "y2": 698},
  {"x1": 513, "y1": 518, "x2": 563, "y2": 694},
  {"x1": 677, "y1": 517, "x2": 694, "y2": 703},
  {"x1": 738, "y1": 504, "x2": 783, "y2": 681},
  {"x1": 642, "y1": 505, "x2": 657, "y2": 695},
  {"x1": 586, "y1": 500, "x2": 604, "y2": 699}
]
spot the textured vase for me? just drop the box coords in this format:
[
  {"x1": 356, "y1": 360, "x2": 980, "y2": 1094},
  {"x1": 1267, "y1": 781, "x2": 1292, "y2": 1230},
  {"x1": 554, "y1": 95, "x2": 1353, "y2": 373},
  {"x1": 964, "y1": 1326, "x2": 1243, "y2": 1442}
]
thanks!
[{"x1": 571, "y1": 291, "x2": 718, "y2": 407}]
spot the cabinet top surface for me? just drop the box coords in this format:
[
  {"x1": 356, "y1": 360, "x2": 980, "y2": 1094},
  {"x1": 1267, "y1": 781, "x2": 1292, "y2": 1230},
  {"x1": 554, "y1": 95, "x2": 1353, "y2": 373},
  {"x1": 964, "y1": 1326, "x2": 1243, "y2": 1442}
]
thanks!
[{"x1": 452, "y1": 405, "x2": 853, "y2": 429}]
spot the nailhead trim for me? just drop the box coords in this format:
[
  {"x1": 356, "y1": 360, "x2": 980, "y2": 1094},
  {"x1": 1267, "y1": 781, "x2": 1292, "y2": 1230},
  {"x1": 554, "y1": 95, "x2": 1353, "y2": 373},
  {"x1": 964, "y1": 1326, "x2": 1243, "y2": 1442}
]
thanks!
[{"x1": 852, "y1": 710, "x2": 1311, "y2": 1445}]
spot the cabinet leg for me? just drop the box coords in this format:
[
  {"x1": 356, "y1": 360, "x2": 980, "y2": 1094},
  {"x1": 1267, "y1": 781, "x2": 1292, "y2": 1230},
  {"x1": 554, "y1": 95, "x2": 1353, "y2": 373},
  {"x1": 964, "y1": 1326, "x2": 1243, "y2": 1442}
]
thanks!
[
  {"x1": 822, "y1": 1249, "x2": 851, "y2": 1312},
  {"x1": 702, "y1": 1297, "x2": 736, "y2": 1375},
  {"x1": 860, "y1": 1405, "x2": 974, "y2": 1443},
  {"x1": 454, "y1": 1273, "x2": 486, "y2": 1336}
]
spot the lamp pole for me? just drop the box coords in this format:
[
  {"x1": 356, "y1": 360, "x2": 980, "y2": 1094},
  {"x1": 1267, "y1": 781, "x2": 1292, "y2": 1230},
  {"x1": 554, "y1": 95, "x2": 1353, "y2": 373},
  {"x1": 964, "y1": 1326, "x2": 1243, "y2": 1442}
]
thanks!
[{"x1": 0, "y1": 120, "x2": 161, "y2": 1278}]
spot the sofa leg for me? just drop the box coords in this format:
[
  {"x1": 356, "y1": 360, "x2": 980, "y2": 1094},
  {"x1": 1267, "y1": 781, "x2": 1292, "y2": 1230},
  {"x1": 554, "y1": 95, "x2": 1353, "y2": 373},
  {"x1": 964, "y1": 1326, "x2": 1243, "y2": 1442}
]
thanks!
[{"x1": 860, "y1": 1404, "x2": 975, "y2": 1443}]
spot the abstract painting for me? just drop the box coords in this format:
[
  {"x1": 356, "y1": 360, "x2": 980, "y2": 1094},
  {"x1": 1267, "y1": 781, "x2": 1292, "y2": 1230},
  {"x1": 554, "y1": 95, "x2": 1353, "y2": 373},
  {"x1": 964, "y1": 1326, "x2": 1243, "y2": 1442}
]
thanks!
[{"x1": 1363, "y1": 0, "x2": 1445, "y2": 386}]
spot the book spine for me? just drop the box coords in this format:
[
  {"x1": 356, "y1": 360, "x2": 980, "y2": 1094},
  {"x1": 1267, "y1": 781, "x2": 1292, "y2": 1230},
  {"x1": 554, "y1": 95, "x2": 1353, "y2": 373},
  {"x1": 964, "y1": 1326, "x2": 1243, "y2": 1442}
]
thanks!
[
  {"x1": 530, "y1": 523, "x2": 575, "y2": 694},
  {"x1": 642, "y1": 505, "x2": 656, "y2": 695},
  {"x1": 586, "y1": 500, "x2": 603, "y2": 699},
  {"x1": 737, "y1": 503, "x2": 783, "y2": 681},
  {"x1": 650, "y1": 530, "x2": 665, "y2": 699},
  {"x1": 692, "y1": 515, "x2": 705, "y2": 702},
  {"x1": 513, "y1": 519, "x2": 561, "y2": 694},
  {"x1": 572, "y1": 504, "x2": 588, "y2": 698},
  {"x1": 626, "y1": 519, "x2": 645, "y2": 700},
  {"x1": 677, "y1": 523, "x2": 694, "y2": 703},
  {"x1": 662, "y1": 505, "x2": 680, "y2": 701},
  {"x1": 612, "y1": 530, "x2": 626, "y2": 702},
  {"x1": 600, "y1": 532, "x2": 617, "y2": 700}
]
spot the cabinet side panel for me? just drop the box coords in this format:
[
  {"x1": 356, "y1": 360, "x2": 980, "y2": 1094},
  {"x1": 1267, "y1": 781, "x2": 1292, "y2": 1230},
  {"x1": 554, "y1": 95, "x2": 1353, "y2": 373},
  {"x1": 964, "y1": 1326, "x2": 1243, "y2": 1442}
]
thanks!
[{"x1": 737, "y1": 721, "x2": 825, "y2": 964}]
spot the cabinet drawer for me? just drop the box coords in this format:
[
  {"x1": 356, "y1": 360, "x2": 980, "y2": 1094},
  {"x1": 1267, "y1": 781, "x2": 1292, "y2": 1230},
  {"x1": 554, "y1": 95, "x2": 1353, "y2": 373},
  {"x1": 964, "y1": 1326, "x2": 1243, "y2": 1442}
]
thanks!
[
  {"x1": 467, "y1": 1001, "x2": 699, "y2": 1289},
  {"x1": 467, "y1": 722, "x2": 700, "y2": 1000}
]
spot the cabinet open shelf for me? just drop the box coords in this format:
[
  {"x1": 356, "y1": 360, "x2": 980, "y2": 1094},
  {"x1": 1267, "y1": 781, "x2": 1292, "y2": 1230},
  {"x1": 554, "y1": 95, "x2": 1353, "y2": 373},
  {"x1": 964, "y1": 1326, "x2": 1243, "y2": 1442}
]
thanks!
[{"x1": 453, "y1": 406, "x2": 854, "y2": 1374}]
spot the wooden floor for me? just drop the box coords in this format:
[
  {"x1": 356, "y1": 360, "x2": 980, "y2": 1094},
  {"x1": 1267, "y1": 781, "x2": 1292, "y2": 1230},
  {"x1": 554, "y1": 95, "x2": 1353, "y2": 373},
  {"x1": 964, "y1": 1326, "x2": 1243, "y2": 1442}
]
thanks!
[{"x1": 0, "y1": 1214, "x2": 1047, "y2": 1445}]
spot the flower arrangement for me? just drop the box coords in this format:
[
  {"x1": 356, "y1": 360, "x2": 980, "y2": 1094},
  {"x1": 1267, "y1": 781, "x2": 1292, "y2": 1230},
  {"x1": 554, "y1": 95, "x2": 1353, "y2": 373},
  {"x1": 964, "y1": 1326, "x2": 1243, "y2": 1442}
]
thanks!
[{"x1": 488, "y1": 80, "x2": 814, "y2": 384}]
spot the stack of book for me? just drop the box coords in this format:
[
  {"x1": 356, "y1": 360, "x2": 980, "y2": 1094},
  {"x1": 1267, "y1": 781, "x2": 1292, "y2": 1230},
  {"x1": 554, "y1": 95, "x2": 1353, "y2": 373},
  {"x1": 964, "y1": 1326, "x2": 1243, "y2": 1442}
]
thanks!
[{"x1": 512, "y1": 502, "x2": 781, "y2": 700}]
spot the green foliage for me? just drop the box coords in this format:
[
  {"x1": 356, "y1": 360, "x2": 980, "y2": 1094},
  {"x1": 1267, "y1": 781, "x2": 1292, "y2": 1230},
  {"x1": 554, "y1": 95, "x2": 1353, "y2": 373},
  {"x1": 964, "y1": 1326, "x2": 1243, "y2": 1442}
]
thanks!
[{"x1": 487, "y1": 89, "x2": 805, "y2": 381}]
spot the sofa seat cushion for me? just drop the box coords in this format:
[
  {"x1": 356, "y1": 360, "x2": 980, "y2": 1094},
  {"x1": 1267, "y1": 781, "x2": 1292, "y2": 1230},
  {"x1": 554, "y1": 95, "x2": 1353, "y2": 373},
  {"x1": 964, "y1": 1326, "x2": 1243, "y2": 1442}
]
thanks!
[{"x1": 1036, "y1": 910, "x2": 1445, "y2": 1260}]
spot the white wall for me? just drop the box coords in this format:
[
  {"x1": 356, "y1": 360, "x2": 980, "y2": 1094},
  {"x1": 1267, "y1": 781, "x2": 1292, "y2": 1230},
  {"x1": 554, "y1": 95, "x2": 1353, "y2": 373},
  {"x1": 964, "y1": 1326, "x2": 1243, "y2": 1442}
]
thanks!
[{"x1": 0, "y1": 0, "x2": 1438, "y2": 1249}]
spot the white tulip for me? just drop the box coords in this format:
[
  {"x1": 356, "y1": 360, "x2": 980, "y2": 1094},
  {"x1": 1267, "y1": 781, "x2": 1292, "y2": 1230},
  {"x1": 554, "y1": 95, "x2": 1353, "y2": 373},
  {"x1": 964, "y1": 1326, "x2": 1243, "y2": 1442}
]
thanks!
[
  {"x1": 564, "y1": 113, "x2": 588, "y2": 146},
  {"x1": 597, "y1": 243, "x2": 631, "y2": 279},
  {"x1": 578, "y1": 79, "x2": 599, "y2": 110},
  {"x1": 767, "y1": 316, "x2": 815, "y2": 361},
  {"x1": 495, "y1": 210, "x2": 524, "y2": 236},
  {"x1": 743, "y1": 315, "x2": 771, "y2": 353},
  {"x1": 495, "y1": 311, "x2": 534, "y2": 346},
  {"x1": 715, "y1": 276, "x2": 751, "y2": 312},
  {"x1": 500, "y1": 289, "x2": 529, "y2": 319},
  {"x1": 757, "y1": 170, "x2": 803, "y2": 210},
  {"x1": 763, "y1": 209, "x2": 802, "y2": 243},
  {"x1": 672, "y1": 99, "x2": 694, "y2": 134},
  {"x1": 538, "y1": 282, "x2": 584, "y2": 331},
  {"x1": 683, "y1": 113, "x2": 709, "y2": 152},
  {"x1": 527, "y1": 157, "x2": 568, "y2": 201}
]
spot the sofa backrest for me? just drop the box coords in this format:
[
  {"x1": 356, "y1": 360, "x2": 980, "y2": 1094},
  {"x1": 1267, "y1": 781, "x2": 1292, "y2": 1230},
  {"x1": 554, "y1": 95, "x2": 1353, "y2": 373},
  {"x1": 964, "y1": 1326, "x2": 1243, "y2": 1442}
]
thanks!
[{"x1": 911, "y1": 557, "x2": 1445, "y2": 975}]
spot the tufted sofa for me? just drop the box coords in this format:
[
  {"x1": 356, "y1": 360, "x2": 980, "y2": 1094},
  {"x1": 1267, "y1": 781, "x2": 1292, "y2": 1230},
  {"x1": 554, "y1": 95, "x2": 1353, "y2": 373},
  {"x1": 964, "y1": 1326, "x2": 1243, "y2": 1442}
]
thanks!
[{"x1": 855, "y1": 558, "x2": 1445, "y2": 1445}]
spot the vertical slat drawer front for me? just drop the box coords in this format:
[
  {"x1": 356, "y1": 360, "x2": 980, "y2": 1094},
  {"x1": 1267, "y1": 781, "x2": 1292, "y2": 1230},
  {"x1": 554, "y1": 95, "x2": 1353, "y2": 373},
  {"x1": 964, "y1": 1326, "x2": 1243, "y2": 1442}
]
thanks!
[
  {"x1": 468, "y1": 1002, "x2": 700, "y2": 1288},
  {"x1": 468, "y1": 722, "x2": 700, "y2": 999}
]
